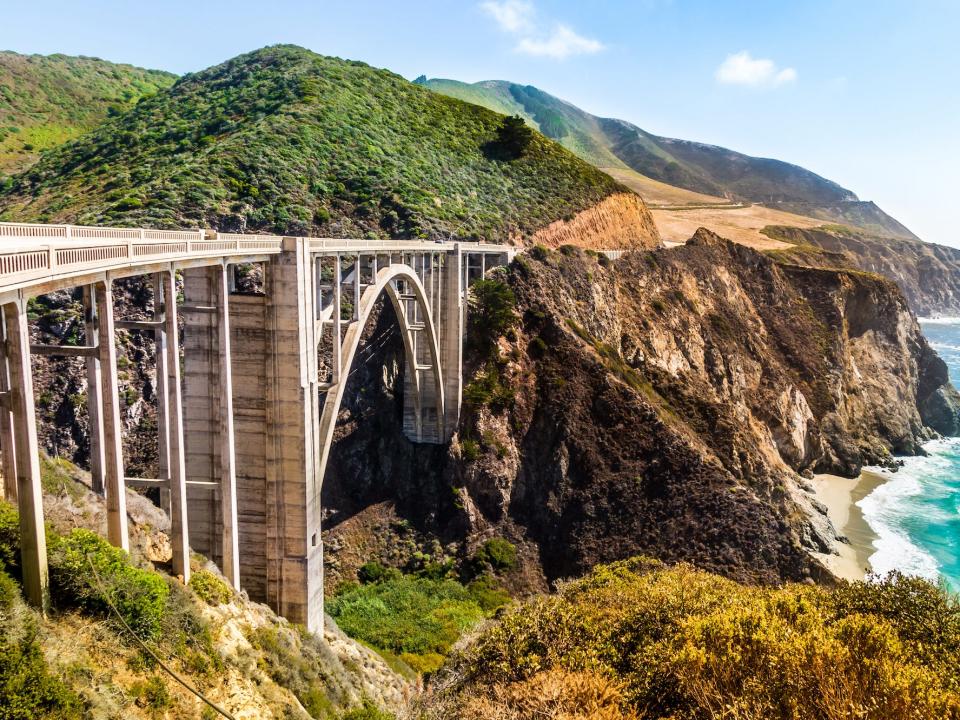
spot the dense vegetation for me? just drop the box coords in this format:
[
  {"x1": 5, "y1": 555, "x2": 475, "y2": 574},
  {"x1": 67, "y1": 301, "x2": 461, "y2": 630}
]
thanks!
[
  {"x1": 0, "y1": 45, "x2": 624, "y2": 241},
  {"x1": 328, "y1": 553, "x2": 512, "y2": 675},
  {"x1": 428, "y1": 557, "x2": 960, "y2": 719},
  {"x1": 0, "y1": 51, "x2": 175, "y2": 176}
]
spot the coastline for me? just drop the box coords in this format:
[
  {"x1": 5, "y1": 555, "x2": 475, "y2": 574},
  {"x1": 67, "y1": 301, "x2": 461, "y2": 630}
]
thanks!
[{"x1": 811, "y1": 471, "x2": 887, "y2": 582}]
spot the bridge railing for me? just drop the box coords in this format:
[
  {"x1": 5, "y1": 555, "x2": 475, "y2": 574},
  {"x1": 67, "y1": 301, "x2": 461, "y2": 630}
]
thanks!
[{"x1": 0, "y1": 223, "x2": 284, "y2": 292}]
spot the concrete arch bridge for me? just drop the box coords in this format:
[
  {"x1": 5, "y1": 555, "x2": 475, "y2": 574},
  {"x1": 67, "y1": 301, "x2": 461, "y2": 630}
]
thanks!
[{"x1": 0, "y1": 223, "x2": 513, "y2": 630}]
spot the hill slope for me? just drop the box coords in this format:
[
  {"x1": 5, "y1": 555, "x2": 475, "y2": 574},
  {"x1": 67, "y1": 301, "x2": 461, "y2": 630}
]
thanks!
[
  {"x1": 0, "y1": 46, "x2": 657, "y2": 245},
  {"x1": 418, "y1": 77, "x2": 915, "y2": 239},
  {"x1": 0, "y1": 52, "x2": 175, "y2": 177}
]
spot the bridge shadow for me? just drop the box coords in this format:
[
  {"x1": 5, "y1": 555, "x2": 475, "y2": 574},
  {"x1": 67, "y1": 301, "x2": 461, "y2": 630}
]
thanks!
[{"x1": 321, "y1": 296, "x2": 465, "y2": 570}]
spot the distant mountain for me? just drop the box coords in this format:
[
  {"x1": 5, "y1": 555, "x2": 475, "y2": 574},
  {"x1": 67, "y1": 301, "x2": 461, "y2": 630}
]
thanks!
[
  {"x1": 0, "y1": 46, "x2": 650, "y2": 244},
  {"x1": 0, "y1": 51, "x2": 176, "y2": 177},
  {"x1": 418, "y1": 77, "x2": 916, "y2": 240}
]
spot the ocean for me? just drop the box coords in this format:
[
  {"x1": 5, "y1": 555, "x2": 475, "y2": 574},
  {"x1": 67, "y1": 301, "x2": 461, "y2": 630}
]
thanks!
[{"x1": 859, "y1": 317, "x2": 960, "y2": 590}]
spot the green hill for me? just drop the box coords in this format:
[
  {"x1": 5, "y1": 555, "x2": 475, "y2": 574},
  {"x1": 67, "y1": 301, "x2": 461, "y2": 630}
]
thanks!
[
  {"x1": 418, "y1": 77, "x2": 916, "y2": 239},
  {"x1": 0, "y1": 46, "x2": 626, "y2": 241},
  {"x1": 0, "y1": 51, "x2": 175, "y2": 177}
]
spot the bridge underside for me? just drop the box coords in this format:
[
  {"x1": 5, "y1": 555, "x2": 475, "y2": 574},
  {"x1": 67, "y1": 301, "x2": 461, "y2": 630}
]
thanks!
[{"x1": 0, "y1": 227, "x2": 512, "y2": 631}]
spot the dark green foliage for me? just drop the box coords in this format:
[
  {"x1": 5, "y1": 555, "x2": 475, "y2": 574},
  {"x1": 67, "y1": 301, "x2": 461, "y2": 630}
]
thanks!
[
  {"x1": 0, "y1": 502, "x2": 20, "y2": 578},
  {"x1": 474, "y1": 538, "x2": 517, "y2": 572},
  {"x1": 466, "y1": 574, "x2": 512, "y2": 612},
  {"x1": 489, "y1": 115, "x2": 535, "y2": 159},
  {"x1": 468, "y1": 279, "x2": 517, "y2": 353},
  {"x1": 48, "y1": 528, "x2": 169, "y2": 640},
  {"x1": 461, "y1": 439, "x2": 480, "y2": 462},
  {"x1": 0, "y1": 570, "x2": 16, "y2": 610},
  {"x1": 0, "y1": 46, "x2": 622, "y2": 241},
  {"x1": 358, "y1": 561, "x2": 401, "y2": 585}
]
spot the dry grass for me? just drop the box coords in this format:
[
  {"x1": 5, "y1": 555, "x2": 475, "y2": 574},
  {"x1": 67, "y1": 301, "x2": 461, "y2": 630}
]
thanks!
[
  {"x1": 651, "y1": 204, "x2": 824, "y2": 249},
  {"x1": 600, "y1": 167, "x2": 728, "y2": 206}
]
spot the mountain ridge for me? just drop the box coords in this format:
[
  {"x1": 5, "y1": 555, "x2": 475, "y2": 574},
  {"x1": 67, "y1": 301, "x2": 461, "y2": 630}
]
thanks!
[
  {"x1": 418, "y1": 76, "x2": 917, "y2": 240},
  {"x1": 0, "y1": 45, "x2": 658, "y2": 246}
]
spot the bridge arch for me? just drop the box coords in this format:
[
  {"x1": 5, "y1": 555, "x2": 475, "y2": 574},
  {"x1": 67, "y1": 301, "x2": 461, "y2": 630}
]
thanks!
[{"x1": 315, "y1": 262, "x2": 445, "y2": 489}]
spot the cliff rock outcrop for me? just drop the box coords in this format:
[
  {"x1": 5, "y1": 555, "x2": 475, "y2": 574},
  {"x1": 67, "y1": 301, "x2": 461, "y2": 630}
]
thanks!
[{"x1": 526, "y1": 192, "x2": 661, "y2": 250}]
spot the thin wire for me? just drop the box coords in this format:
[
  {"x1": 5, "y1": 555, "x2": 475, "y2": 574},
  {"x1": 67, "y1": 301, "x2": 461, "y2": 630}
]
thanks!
[{"x1": 85, "y1": 554, "x2": 237, "y2": 720}]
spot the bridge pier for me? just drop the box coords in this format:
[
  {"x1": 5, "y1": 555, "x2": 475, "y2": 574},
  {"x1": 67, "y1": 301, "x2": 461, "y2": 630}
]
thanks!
[{"x1": 1, "y1": 300, "x2": 49, "y2": 612}]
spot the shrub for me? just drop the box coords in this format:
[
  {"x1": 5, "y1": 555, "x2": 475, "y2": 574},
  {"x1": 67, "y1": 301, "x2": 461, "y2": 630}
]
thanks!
[
  {"x1": 0, "y1": 502, "x2": 20, "y2": 577},
  {"x1": 466, "y1": 574, "x2": 512, "y2": 613},
  {"x1": 491, "y1": 115, "x2": 533, "y2": 160},
  {"x1": 454, "y1": 558, "x2": 960, "y2": 719},
  {"x1": 48, "y1": 528, "x2": 169, "y2": 640},
  {"x1": 468, "y1": 279, "x2": 517, "y2": 353},
  {"x1": 474, "y1": 538, "x2": 517, "y2": 572},
  {"x1": 461, "y1": 439, "x2": 480, "y2": 462},
  {"x1": 130, "y1": 675, "x2": 171, "y2": 711},
  {"x1": 188, "y1": 569, "x2": 233, "y2": 605},
  {"x1": 358, "y1": 561, "x2": 401, "y2": 585},
  {"x1": 328, "y1": 575, "x2": 486, "y2": 664},
  {"x1": 0, "y1": 625, "x2": 86, "y2": 719}
]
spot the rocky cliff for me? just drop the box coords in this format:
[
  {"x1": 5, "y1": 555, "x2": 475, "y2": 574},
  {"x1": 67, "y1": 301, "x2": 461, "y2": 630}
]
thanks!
[
  {"x1": 765, "y1": 224, "x2": 960, "y2": 316},
  {"x1": 526, "y1": 192, "x2": 661, "y2": 250},
  {"x1": 320, "y1": 230, "x2": 960, "y2": 592}
]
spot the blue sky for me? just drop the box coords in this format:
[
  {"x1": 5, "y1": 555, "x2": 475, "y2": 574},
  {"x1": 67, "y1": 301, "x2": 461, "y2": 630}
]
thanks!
[{"x1": 3, "y1": 0, "x2": 958, "y2": 245}]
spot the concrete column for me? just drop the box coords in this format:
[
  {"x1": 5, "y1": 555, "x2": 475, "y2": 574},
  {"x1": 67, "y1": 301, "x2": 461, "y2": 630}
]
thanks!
[
  {"x1": 152, "y1": 274, "x2": 171, "y2": 514},
  {"x1": 216, "y1": 265, "x2": 240, "y2": 589},
  {"x1": 264, "y1": 238, "x2": 323, "y2": 631},
  {"x1": 95, "y1": 280, "x2": 128, "y2": 551},
  {"x1": 332, "y1": 255, "x2": 342, "y2": 384},
  {"x1": 82, "y1": 285, "x2": 105, "y2": 495},
  {"x1": 440, "y1": 245, "x2": 464, "y2": 439},
  {"x1": 0, "y1": 314, "x2": 17, "y2": 502},
  {"x1": 163, "y1": 270, "x2": 190, "y2": 582},
  {"x1": 3, "y1": 301, "x2": 49, "y2": 612}
]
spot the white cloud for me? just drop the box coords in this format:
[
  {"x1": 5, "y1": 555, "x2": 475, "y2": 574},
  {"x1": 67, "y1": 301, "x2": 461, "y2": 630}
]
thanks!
[
  {"x1": 480, "y1": 0, "x2": 534, "y2": 33},
  {"x1": 715, "y1": 51, "x2": 797, "y2": 88},
  {"x1": 480, "y1": 1, "x2": 604, "y2": 60},
  {"x1": 516, "y1": 24, "x2": 605, "y2": 59}
]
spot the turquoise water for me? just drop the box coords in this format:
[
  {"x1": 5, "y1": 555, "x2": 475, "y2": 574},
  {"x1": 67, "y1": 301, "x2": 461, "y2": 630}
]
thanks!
[{"x1": 858, "y1": 318, "x2": 960, "y2": 590}]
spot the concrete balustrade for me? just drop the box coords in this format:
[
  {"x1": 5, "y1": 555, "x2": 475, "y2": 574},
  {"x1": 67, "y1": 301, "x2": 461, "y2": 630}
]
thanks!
[{"x1": 0, "y1": 222, "x2": 514, "y2": 630}]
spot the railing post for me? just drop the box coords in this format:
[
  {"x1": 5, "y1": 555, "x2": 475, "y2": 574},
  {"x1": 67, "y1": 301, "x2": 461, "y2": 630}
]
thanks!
[
  {"x1": 95, "y1": 279, "x2": 129, "y2": 551},
  {"x1": 3, "y1": 300, "x2": 49, "y2": 613},
  {"x1": 82, "y1": 285, "x2": 105, "y2": 495},
  {"x1": 163, "y1": 269, "x2": 190, "y2": 582},
  {"x1": 216, "y1": 263, "x2": 240, "y2": 589},
  {"x1": 353, "y1": 253, "x2": 361, "y2": 321}
]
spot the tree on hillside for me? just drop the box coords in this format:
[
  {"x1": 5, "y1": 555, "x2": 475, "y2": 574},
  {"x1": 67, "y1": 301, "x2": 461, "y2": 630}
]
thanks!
[{"x1": 492, "y1": 115, "x2": 533, "y2": 160}]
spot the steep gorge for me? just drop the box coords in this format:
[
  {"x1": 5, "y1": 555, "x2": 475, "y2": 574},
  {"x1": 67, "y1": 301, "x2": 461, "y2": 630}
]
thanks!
[{"x1": 320, "y1": 230, "x2": 960, "y2": 591}]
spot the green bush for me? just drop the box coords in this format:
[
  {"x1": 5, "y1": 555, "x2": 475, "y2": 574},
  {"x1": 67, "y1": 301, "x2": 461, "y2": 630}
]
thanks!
[
  {"x1": 328, "y1": 575, "x2": 486, "y2": 662},
  {"x1": 0, "y1": 502, "x2": 20, "y2": 577},
  {"x1": 0, "y1": 628, "x2": 85, "y2": 719},
  {"x1": 461, "y1": 439, "x2": 480, "y2": 462},
  {"x1": 48, "y1": 528, "x2": 169, "y2": 640},
  {"x1": 188, "y1": 569, "x2": 233, "y2": 606},
  {"x1": 358, "y1": 561, "x2": 401, "y2": 585},
  {"x1": 474, "y1": 538, "x2": 517, "y2": 572},
  {"x1": 468, "y1": 279, "x2": 517, "y2": 352},
  {"x1": 130, "y1": 675, "x2": 171, "y2": 711}
]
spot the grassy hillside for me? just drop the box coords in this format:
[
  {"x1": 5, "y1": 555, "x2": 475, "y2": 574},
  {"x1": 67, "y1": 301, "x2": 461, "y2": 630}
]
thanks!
[
  {"x1": 0, "y1": 51, "x2": 175, "y2": 177},
  {"x1": 420, "y1": 77, "x2": 916, "y2": 239},
  {"x1": 0, "y1": 46, "x2": 625, "y2": 241},
  {"x1": 426, "y1": 557, "x2": 960, "y2": 719}
]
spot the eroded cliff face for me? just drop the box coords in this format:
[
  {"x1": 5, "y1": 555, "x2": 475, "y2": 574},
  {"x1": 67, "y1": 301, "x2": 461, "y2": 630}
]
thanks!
[
  {"x1": 765, "y1": 224, "x2": 960, "y2": 317},
  {"x1": 320, "y1": 230, "x2": 959, "y2": 590},
  {"x1": 526, "y1": 191, "x2": 661, "y2": 250}
]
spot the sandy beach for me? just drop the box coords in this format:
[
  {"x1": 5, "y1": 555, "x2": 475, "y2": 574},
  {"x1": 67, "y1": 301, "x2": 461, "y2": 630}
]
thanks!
[{"x1": 810, "y1": 471, "x2": 888, "y2": 581}]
